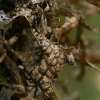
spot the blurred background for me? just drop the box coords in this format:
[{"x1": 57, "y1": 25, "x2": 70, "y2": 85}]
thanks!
[{"x1": 54, "y1": 0, "x2": 100, "y2": 100}]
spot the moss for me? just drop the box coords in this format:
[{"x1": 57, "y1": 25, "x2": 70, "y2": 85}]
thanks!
[{"x1": 0, "y1": 66, "x2": 10, "y2": 83}]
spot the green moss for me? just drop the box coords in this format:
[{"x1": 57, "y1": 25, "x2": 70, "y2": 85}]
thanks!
[{"x1": 0, "y1": 66, "x2": 10, "y2": 83}]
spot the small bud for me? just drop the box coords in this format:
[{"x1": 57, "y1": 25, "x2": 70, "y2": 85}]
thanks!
[{"x1": 66, "y1": 53, "x2": 76, "y2": 66}]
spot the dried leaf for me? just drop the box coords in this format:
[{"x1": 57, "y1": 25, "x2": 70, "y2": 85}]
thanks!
[
  {"x1": 85, "y1": 59, "x2": 100, "y2": 72},
  {"x1": 58, "y1": 5, "x2": 81, "y2": 20},
  {"x1": 0, "y1": 83, "x2": 26, "y2": 92},
  {"x1": 5, "y1": 44, "x2": 41, "y2": 63},
  {"x1": 80, "y1": 17, "x2": 100, "y2": 33},
  {"x1": 86, "y1": 0, "x2": 100, "y2": 7},
  {"x1": 8, "y1": 36, "x2": 18, "y2": 45},
  {"x1": 58, "y1": 5, "x2": 100, "y2": 33},
  {"x1": 72, "y1": 43, "x2": 100, "y2": 72},
  {"x1": 0, "y1": 84, "x2": 36, "y2": 100},
  {"x1": 66, "y1": 46, "x2": 76, "y2": 53}
]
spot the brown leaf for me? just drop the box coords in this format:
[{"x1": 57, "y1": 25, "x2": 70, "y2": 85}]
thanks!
[
  {"x1": 86, "y1": 0, "x2": 100, "y2": 7},
  {"x1": 66, "y1": 46, "x2": 76, "y2": 53},
  {"x1": 80, "y1": 17, "x2": 100, "y2": 33},
  {"x1": 72, "y1": 43, "x2": 100, "y2": 72},
  {"x1": 0, "y1": 83, "x2": 26, "y2": 92},
  {"x1": 0, "y1": 84, "x2": 36, "y2": 100},
  {"x1": 85, "y1": 59, "x2": 100, "y2": 72},
  {"x1": 8, "y1": 36, "x2": 18, "y2": 45}
]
